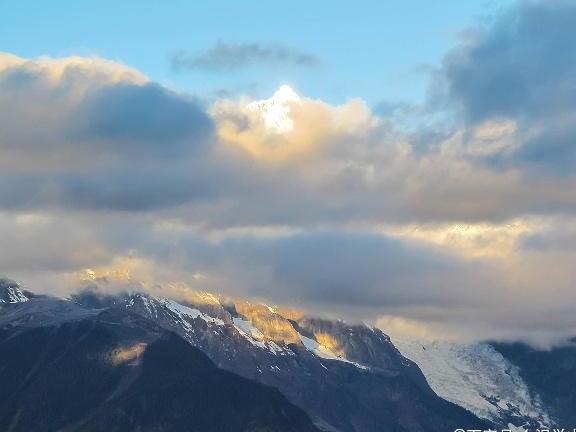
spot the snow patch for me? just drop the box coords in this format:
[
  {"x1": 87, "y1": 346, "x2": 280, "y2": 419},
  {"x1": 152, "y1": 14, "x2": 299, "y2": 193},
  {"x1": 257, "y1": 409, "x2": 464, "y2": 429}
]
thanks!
[
  {"x1": 232, "y1": 316, "x2": 293, "y2": 356},
  {"x1": 391, "y1": 337, "x2": 550, "y2": 426},
  {"x1": 160, "y1": 298, "x2": 225, "y2": 326},
  {"x1": 233, "y1": 317, "x2": 265, "y2": 341},
  {"x1": 299, "y1": 334, "x2": 368, "y2": 370}
]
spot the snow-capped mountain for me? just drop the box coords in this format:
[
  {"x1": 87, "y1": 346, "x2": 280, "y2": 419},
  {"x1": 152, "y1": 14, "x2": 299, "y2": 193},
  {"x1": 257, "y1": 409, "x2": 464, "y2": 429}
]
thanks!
[
  {"x1": 0, "y1": 300, "x2": 320, "y2": 432},
  {"x1": 3, "y1": 277, "x2": 571, "y2": 431},
  {"x1": 0, "y1": 279, "x2": 487, "y2": 432}
]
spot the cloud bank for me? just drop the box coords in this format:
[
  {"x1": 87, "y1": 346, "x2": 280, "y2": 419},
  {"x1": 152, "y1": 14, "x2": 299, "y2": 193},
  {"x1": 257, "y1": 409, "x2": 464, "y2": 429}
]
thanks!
[{"x1": 2, "y1": 1, "x2": 576, "y2": 346}]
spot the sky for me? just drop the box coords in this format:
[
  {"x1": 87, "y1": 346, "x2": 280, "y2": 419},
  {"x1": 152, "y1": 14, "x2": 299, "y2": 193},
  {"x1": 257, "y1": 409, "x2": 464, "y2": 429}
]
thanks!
[
  {"x1": 1, "y1": 0, "x2": 576, "y2": 346},
  {"x1": 1, "y1": 0, "x2": 513, "y2": 104}
]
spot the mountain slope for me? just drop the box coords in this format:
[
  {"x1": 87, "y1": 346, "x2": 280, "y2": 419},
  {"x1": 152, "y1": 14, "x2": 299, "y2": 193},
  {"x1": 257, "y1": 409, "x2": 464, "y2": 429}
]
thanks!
[{"x1": 0, "y1": 309, "x2": 320, "y2": 432}]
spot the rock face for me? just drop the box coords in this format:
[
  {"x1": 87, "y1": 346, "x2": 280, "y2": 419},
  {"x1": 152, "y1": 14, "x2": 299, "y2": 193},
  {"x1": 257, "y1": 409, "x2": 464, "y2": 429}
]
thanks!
[{"x1": 0, "y1": 309, "x2": 320, "y2": 432}]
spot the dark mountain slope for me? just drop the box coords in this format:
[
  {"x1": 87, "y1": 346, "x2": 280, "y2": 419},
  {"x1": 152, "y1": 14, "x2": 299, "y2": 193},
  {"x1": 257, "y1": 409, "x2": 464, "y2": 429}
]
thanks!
[{"x1": 0, "y1": 313, "x2": 320, "y2": 432}]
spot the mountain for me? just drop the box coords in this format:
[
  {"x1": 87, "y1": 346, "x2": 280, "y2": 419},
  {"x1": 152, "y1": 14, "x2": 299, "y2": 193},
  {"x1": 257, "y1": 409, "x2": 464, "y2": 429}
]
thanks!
[
  {"x1": 491, "y1": 339, "x2": 576, "y2": 427},
  {"x1": 0, "y1": 290, "x2": 320, "y2": 431},
  {"x1": 0, "y1": 278, "x2": 488, "y2": 432},
  {"x1": 72, "y1": 282, "x2": 488, "y2": 432}
]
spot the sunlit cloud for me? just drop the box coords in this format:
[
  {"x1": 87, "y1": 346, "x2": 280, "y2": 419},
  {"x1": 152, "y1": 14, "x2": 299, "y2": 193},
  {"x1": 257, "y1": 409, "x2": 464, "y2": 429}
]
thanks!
[
  {"x1": 212, "y1": 84, "x2": 374, "y2": 162},
  {"x1": 375, "y1": 218, "x2": 540, "y2": 259}
]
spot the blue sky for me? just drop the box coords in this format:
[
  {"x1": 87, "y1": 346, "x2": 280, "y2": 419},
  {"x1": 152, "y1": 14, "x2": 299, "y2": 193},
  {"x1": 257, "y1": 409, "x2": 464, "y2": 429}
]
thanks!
[{"x1": 1, "y1": 0, "x2": 512, "y2": 105}]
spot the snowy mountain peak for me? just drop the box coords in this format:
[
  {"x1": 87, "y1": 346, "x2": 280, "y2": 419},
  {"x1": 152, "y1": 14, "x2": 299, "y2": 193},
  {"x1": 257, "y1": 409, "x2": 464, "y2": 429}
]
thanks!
[
  {"x1": 247, "y1": 84, "x2": 301, "y2": 134},
  {"x1": 0, "y1": 278, "x2": 29, "y2": 304}
]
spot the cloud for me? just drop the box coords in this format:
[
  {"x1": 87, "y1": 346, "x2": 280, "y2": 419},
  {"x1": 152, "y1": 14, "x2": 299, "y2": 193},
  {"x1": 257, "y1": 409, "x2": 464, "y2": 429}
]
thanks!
[
  {"x1": 437, "y1": 0, "x2": 576, "y2": 173},
  {"x1": 441, "y1": 0, "x2": 576, "y2": 123},
  {"x1": 0, "y1": 212, "x2": 110, "y2": 275},
  {"x1": 71, "y1": 83, "x2": 213, "y2": 152},
  {"x1": 4, "y1": 51, "x2": 576, "y2": 223},
  {"x1": 208, "y1": 231, "x2": 491, "y2": 309},
  {"x1": 4, "y1": 25, "x2": 576, "y2": 348},
  {"x1": 0, "y1": 52, "x2": 146, "y2": 85},
  {"x1": 0, "y1": 55, "x2": 213, "y2": 162},
  {"x1": 519, "y1": 218, "x2": 576, "y2": 252},
  {"x1": 171, "y1": 41, "x2": 320, "y2": 71},
  {"x1": 0, "y1": 53, "x2": 217, "y2": 212},
  {"x1": 0, "y1": 54, "x2": 145, "y2": 170},
  {"x1": 212, "y1": 88, "x2": 373, "y2": 161}
]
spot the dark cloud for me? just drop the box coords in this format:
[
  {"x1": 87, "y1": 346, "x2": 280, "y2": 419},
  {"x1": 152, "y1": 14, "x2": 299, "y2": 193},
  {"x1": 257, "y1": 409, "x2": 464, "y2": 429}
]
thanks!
[
  {"x1": 513, "y1": 121, "x2": 576, "y2": 174},
  {"x1": 443, "y1": 0, "x2": 576, "y2": 123},
  {"x1": 214, "y1": 232, "x2": 489, "y2": 308},
  {"x1": 171, "y1": 42, "x2": 320, "y2": 71},
  {"x1": 439, "y1": 0, "x2": 576, "y2": 173},
  {"x1": 57, "y1": 167, "x2": 224, "y2": 211},
  {"x1": 71, "y1": 83, "x2": 214, "y2": 153},
  {"x1": 0, "y1": 165, "x2": 226, "y2": 212},
  {"x1": 0, "y1": 56, "x2": 221, "y2": 212}
]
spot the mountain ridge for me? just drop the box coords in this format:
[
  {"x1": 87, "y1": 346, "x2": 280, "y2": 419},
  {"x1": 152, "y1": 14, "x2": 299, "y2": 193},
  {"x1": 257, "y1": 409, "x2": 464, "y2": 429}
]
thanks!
[
  {"x1": 7, "y1": 277, "x2": 569, "y2": 431},
  {"x1": 0, "y1": 278, "x2": 489, "y2": 432}
]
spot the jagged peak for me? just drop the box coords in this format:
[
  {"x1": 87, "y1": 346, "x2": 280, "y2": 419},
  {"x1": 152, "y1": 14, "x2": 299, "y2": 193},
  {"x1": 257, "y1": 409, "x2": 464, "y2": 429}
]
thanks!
[{"x1": 0, "y1": 277, "x2": 29, "y2": 304}]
